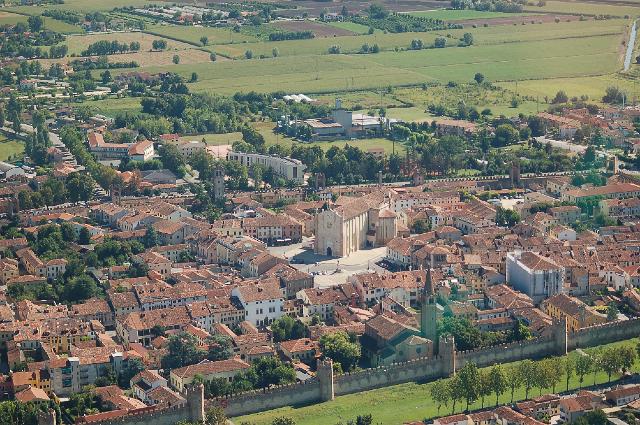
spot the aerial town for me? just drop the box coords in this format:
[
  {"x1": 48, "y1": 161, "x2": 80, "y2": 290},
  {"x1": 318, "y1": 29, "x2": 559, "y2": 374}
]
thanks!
[{"x1": 2, "y1": 0, "x2": 640, "y2": 424}]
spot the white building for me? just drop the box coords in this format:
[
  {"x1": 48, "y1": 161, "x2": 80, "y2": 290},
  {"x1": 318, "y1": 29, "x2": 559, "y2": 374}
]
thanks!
[
  {"x1": 227, "y1": 151, "x2": 305, "y2": 184},
  {"x1": 231, "y1": 280, "x2": 284, "y2": 327},
  {"x1": 506, "y1": 251, "x2": 565, "y2": 303}
]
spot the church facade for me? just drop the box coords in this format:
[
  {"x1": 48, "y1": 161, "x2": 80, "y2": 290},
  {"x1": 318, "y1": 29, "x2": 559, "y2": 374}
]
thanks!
[{"x1": 314, "y1": 190, "x2": 398, "y2": 257}]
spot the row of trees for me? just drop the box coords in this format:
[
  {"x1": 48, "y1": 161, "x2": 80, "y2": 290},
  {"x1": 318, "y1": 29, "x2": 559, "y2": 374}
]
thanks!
[
  {"x1": 431, "y1": 344, "x2": 637, "y2": 415},
  {"x1": 81, "y1": 39, "x2": 140, "y2": 56}
]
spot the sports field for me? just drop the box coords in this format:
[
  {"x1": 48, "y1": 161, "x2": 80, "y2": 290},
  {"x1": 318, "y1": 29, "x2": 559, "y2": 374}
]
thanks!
[{"x1": 234, "y1": 338, "x2": 640, "y2": 425}]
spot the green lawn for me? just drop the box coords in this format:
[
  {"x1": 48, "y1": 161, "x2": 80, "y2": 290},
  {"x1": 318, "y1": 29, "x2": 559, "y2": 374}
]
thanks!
[
  {"x1": 0, "y1": 136, "x2": 24, "y2": 162},
  {"x1": 407, "y1": 9, "x2": 534, "y2": 21},
  {"x1": 234, "y1": 338, "x2": 640, "y2": 425}
]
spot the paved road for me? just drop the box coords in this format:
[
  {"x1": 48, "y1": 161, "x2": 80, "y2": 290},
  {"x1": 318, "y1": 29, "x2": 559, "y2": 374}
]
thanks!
[{"x1": 535, "y1": 136, "x2": 588, "y2": 154}]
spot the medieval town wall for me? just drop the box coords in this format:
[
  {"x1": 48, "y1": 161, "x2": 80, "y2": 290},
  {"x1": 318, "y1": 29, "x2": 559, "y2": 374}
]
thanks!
[
  {"x1": 209, "y1": 378, "x2": 322, "y2": 417},
  {"x1": 78, "y1": 319, "x2": 639, "y2": 423}
]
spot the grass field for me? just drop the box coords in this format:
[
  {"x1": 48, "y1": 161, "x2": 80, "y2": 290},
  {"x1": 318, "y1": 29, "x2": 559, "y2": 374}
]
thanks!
[
  {"x1": 81, "y1": 96, "x2": 143, "y2": 117},
  {"x1": 0, "y1": 136, "x2": 24, "y2": 162},
  {"x1": 180, "y1": 132, "x2": 242, "y2": 146},
  {"x1": 523, "y1": 0, "x2": 640, "y2": 16},
  {"x1": 64, "y1": 32, "x2": 193, "y2": 55},
  {"x1": 498, "y1": 74, "x2": 640, "y2": 101},
  {"x1": 144, "y1": 24, "x2": 258, "y2": 46},
  {"x1": 234, "y1": 338, "x2": 640, "y2": 425},
  {"x1": 0, "y1": 11, "x2": 82, "y2": 33},
  {"x1": 187, "y1": 19, "x2": 625, "y2": 60},
  {"x1": 324, "y1": 21, "x2": 374, "y2": 35},
  {"x1": 2, "y1": 0, "x2": 157, "y2": 14},
  {"x1": 118, "y1": 32, "x2": 622, "y2": 95},
  {"x1": 407, "y1": 9, "x2": 534, "y2": 20}
]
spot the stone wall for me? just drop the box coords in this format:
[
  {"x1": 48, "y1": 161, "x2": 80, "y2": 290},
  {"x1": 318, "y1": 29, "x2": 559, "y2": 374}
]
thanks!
[
  {"x1": 569, "y1": 317, "x2": 640, "y2": 350},
  {"x1": 208, "y1": 378, "x2": 322, "y2": 417}
]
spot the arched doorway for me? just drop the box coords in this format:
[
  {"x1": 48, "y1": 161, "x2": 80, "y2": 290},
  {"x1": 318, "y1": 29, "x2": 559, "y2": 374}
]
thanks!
[{"x1": 326, "y1": 247, "x2": 332, "y2": 257}]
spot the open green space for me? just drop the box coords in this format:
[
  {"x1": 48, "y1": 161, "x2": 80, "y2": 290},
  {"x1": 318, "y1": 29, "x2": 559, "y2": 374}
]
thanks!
[
  {"x1": 407, "y1": 9, "x2": 534, "y2": 20},
  {"x1": 199, "y1": 19, "x2": 625, "y2": 59},
  {"x1": 523, "y1": 0, "x2": 640, "y2": 17},
  {"x1": 234, "y1": 338, "x2": 640, "y2": 425},
  {"x1": 144, "y1": 24, "x2": 258, "y2": 46},
  {"x1": 324, "y1": 21, "x2": 374, "y2": 35},
  {"x1": 119, "y1": 32, "x2": 622, "y2": 95},
  {"x1": 180, "y1": 132, "x2": 242, "y2": 146},
  {"x1": 0, "y1": 136, "x2": 24, "y2": 162},
  {"x1": 2, "y1": 0, "x2": 156, "y2": 14},
  {"x1": 0, "y1": 11, "x2": 82, "y2": 33},
  {"x1": 82, "y1": 96, "x2": 143, "y2": 117}
]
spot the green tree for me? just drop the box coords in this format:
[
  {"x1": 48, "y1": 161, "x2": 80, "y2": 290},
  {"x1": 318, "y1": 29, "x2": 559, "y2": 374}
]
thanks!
[
  {"x1": 205, "y1": 406, "x2": 228, "y2": 425},
  {"x1": 246, "y1": 357, "x2": 296, "y2": 389},
  {"x1": 573, "y1": 410, "x2": 608, "y2": 425},
  {"x1": 173, "y1": 54, "x2": 180, "y2": 64},
  {"x1": 206, "y1": 334, "x2": 233, "y2": 361},
  {"x1": 474, "y1": 73, "x2": 484, "y2": 84},
  {"x1": 457, "y1": 361, "x2": 480, "y2": 411},
  {"x1": 488, "y1": 364, "x2": 507, "y2": 406},
  {"x1": 564, "y1": 357, "x2": 574, "y2": 392},
  {"x1": 200, "y1": 36, "x2": 209, "y2": 46},
  {"x1": 161, "y1": 332, "x2": 206, "y2": 370},
  {"x1": 506, "y1": 366, "x2": 524, "y2": 404},
  {"x1": 118, "y1": 358, "x2": 145, "y2": 388},
  {"x1": 575, "y1": 353, "x2": 593, "y2": 388},
  {"x1": 430, "y1": 378, "x2": 450, "y2": 415},
  {"x1": 271, "y1": 316, "x2": 310, "y2": 342},
  {"x1": 478, "y1": 370, "x2": 491, "y2": 408},
  {"x1": 607, "y1": 303, "x2": 619, "y2": 322},
  {"x1": 517, "y1": 360, "x2": 536, "y2": 399},
  {"x1": 495, "y1": 206, "x2": 520, "y2": 227},
  {"x1": 28, "y1": 15, "x2": 44, "y2": 32},
  {"x1": 143, "y1": 226, "x2": 159, "y2": 248},
  {"x1": 449, "y1": 375, "x2": 464, "y2": 414},
  {"x1": 319, "y1": 331, "x2": 361, "y2": 372},
  {"x1": 552, "y1": 90, "x2": 569, "y2": 104},
  {"x1": 78, "y1": 227, "x2": 91, "y2": 245},
  {"x1": 494, "y1": 124, "x2": 520, "y2": 147}
]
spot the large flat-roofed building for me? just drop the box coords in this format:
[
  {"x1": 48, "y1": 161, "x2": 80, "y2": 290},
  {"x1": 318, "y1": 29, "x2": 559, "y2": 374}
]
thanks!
[{"x1": 227, "y1": 151, "x2": 305, "y2": 184}]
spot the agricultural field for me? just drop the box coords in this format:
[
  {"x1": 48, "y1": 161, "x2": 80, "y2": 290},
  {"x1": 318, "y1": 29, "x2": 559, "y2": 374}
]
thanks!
[
  {"x1": 407, "y1": 9, "x2": 535, "y2": 20},
  {"x1": 0, "y1": 136, "x2": 24, "y2": 163},
  {"x1": 119, "y1": 31, "x2": 622, "y2": 95},
  {"x1": 324, "y1": 21, "x2": 374, "y2": 35},
  {"x1": 144, "y1": 24, "x2": 257, "y2": 46},
  {"x1": 523, "y1": 0, "x2": 640, "y2": 16},
  {"x1": 1, "y1": 0, "x2": 157, "y2": 14},
  {"x1": 271, "y1": 20, "x2": 357, "y2": 37},
  {"x1": 64, "y1": 32, "x2": 193, "y2": 55},
  {"x1": 81, "y1": 96, "x2": 143, "y2": 117},
  {"x1": 0, "y1": 10, "x2": 81, "y2": 33},
  {"x1": 234, "y1": 338, "x2": 640, "y2": 425}
]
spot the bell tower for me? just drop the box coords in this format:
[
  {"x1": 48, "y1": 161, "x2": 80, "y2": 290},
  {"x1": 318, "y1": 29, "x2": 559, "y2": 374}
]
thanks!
[{"x1": 420, "y1": 268, "x2": 438, "y2": 351}]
